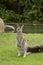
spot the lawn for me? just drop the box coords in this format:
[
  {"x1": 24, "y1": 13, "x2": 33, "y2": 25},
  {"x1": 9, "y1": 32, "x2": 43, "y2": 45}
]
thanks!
[{"x1": 0, "y1": 33, "x2": 43, "y2": 65}]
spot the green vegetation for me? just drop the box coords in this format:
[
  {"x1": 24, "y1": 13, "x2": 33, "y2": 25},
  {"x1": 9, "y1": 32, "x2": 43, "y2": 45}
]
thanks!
[
  {"x1": 0, "y1": 0, "x2": 43, "y2": 23},
  {"x1": 0, "y1": 33, "x2": 43, "y2": 65}
]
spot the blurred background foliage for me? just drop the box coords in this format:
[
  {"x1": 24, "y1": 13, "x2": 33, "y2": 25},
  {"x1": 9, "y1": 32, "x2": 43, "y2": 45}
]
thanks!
[{"x1": 0, "y1": 0, "x2": 43, "y2": 24}]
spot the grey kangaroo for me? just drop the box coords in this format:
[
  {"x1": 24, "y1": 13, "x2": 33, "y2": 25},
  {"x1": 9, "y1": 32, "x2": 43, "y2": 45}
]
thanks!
[{"x1": 16, "y1": 24, "x2": 28, "y2": 57}]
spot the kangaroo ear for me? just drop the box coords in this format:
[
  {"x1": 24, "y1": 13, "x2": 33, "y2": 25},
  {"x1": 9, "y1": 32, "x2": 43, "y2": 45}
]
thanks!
[
  {"x1": 16, "y1": 24, "x2": 20, "y2": 31},
  {"x1": 17, "y1": 24, "x2": 20, "y2": 27},
  {"x1": 21, "y1": 24, "x2": 24, "y2": 29},
  {"x1": 16, "y1": 24, "x2": 20, "y2": 28}
]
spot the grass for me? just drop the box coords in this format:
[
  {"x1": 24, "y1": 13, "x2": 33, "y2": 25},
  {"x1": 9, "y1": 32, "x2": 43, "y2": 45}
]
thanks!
[{"x1": 0, "y1": 33, "x2": 43, "y2": 65}]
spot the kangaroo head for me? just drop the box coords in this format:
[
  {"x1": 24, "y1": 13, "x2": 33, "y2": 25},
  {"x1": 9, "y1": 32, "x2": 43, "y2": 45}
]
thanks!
[{"x1": 16, "y1": 24, "x2": 24, "y2": 33}]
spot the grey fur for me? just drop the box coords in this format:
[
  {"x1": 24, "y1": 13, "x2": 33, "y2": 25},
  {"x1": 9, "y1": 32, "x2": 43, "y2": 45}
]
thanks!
[{"x1": 16, "y1": 24, "x2": 28, "y2": 57}]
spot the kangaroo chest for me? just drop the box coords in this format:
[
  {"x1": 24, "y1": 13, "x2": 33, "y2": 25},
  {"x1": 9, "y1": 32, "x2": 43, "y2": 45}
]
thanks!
[
  {"x1": 17, "y1": 33, "x2": 26, "y2": 49},
  {"x1": 17, "y1": 38, "x2": 26, "y2": 49}
]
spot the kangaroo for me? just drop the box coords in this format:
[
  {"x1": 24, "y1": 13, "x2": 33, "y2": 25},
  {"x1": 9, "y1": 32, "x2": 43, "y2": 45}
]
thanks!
[{"x1": 16, "y1": 24, "x2": 28, "y2": 57}]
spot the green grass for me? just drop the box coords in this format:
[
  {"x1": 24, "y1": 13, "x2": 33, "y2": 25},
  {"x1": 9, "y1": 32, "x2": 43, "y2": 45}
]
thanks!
[{"x1": 0, "y1": 33, "x2": 43, "y2": 65}]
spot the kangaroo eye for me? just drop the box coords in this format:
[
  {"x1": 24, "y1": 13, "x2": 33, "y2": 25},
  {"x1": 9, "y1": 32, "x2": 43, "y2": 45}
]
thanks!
[{"x1": 18, "y1": 29, "x2": 20, "y2": 30}]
